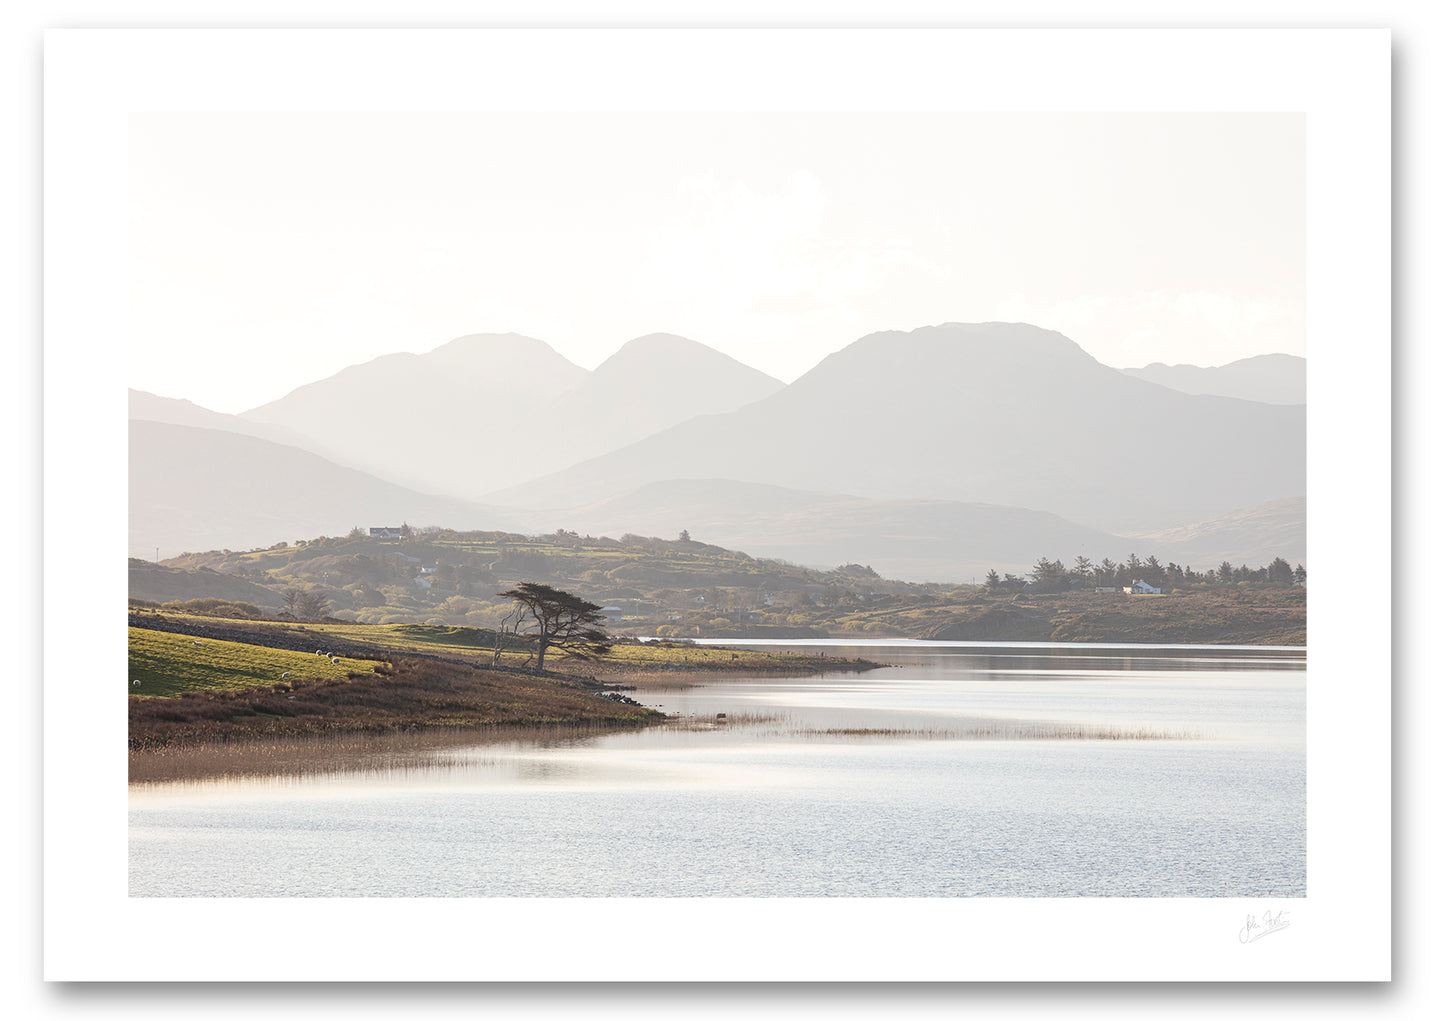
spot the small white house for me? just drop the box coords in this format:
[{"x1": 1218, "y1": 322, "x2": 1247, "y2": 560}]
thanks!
[{"x1": 1125, "y1": 580, "x2": 1162, "y2": 595}]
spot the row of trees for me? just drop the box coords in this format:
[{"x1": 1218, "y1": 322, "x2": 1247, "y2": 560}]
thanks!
[{"x1": 984, "y1": 554, "x2": 1305, "y2": 594}]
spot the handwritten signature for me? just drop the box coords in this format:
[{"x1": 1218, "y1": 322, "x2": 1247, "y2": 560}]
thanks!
[{"x1": 1239, "y1": 909, "x2": 1291, "y2": 944}]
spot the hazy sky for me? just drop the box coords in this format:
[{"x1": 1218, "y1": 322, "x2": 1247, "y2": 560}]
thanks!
[{"x1": 130, "y1": 111, "x2": 1304, "y2": 414}]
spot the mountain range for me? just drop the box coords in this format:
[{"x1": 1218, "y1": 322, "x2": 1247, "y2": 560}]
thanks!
[
  {"x1": 129, "y1": 323, "x2": 1307, "y2": 578},
  {"x1": 1119, "y1": 353, "x2": 1304, "y2": 405},
  {"x1": 488, "y1": 323, "x2": 1303, "y2": 533},
  {"x1": 237, "y1": 332, "x2": 782, "y2": 500}
]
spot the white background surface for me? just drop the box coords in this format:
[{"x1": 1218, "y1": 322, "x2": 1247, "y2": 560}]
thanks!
[{"x1": 10, "y1": 2, "x2": 1434, "y2": 1017}]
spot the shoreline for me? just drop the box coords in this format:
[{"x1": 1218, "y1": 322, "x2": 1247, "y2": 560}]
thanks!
[{"x1": 127, "y1": 614, "x2": 881, "y2": 754}]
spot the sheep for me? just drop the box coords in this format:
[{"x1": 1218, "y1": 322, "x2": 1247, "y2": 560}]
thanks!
[
  {"x1": 282, "y1": 672, "x2": 291, "y2": 679},
  {"x1": 132, "y1": 680, "x2": 141, "y2": 687}
]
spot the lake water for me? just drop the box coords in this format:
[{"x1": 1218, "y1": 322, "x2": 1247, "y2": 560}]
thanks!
[{"x1": 128, "y1": 641, "x2": 1305, "y2": 898}]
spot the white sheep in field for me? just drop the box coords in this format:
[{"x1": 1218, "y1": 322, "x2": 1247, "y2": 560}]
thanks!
[
  {"x1": 132, "y1": 680, "x2": 141, "y2": 687},
  {"x1": 282, "y1": 672, "x2": 291, "y2": 679},
  {"x1": 330, "y1": 657, "x2": 342, "y2": 665}
]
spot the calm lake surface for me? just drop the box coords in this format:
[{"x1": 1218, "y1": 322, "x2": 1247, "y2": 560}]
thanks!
[{"x1": 128, "y1": 641, "x2": 1305, "y2": 898}]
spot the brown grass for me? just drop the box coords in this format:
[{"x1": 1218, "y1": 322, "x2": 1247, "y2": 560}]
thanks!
[{"x1": 128, "y1": 655, "x2": 662, "y2": 750}]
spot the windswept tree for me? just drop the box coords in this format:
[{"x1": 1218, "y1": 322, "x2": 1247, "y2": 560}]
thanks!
[
  {"x1": 497, "y1": 582, "x2": 612, "y2": 672},
  {"x1": 296, "y1": 589, "x2": 329, "y2": 620}
]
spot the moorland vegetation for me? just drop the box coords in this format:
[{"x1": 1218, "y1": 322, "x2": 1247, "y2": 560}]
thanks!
[{"x1": 132, "y1": 526, "x2": 1305, "y2": 646}]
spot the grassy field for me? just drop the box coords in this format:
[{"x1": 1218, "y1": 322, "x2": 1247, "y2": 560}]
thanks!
[
  {"x1": 130, "y1": 611, "x2": 878, "y2": 675},
  {"x1": 127, "y1": 627, "x2": 379, "y2": 697}
]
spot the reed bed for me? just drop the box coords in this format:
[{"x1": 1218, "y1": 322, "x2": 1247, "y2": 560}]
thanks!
[
  {"x1": 809, "y1": 723, "x2": 1199, "y2": 741},
  {"x1": 129, "y1": 719, "x2": 641, "y2": 784},
  {"x1": 662, "y1": 711, "x2": 792, "y2": 732}
]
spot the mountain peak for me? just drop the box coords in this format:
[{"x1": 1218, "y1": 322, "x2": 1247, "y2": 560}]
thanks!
[
  {"x1": 789, "y1": 320, "x2": 1104, "y2": 401},
  {"x1": 593, "y1": 333, "x2": 783, "y2": 387},
  {"x1": 424, "y1": 332, "x2": 586, "y2": 377}
]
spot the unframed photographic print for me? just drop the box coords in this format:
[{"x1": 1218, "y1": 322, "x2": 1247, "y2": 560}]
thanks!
[{"x1": 42, "y1": 27, "x2": 1391, "y2": 984}]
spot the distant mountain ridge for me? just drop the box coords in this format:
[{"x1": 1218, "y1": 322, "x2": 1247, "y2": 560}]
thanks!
[
  {"x1": 130, "y1": 388, "x2": 315, "y2": 449},
  {"x1": 1118, "y1": 496, "x2": 1306, "y2": 567},
  {"x1": 129, "y1": 420, "x2": 535, "y2": 559},
  {"x1": 489, "y1": 322, "x2": 1305, "y2": 535},
  {"x1": 236, "y1": 333, "x2": 590, "y2": 496},
  {"x1": 130, "y1": 322, "x2": 1306, "y2": 575},
  {"x1": 1118, "y1": 353, "x2": 1304, "y2": 405},
  {"x1": 235, "y1": 331, "x2": 784, "y2": 500},
  {"x1": 555, "y1": 478, "x2": 1135, "y2": 582}
]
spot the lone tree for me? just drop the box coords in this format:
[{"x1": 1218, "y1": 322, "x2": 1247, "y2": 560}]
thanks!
[
  {"x1": 280, "y1": 587, "x2": 328, "y2": 619},
  {"x1": 282, "y1": 588, "x2": 329, "y2": 619},
  {"x1": 497, "y1": 582, "x2": 612, "y2": 672},
  {"x1": 296, "y1": 590, "x2": 329, "y2": 620}
]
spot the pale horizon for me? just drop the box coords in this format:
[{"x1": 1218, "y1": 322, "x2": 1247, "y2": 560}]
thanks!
[{"x1": 129, "y1": 111, "x2": 1305, "y2": 414}]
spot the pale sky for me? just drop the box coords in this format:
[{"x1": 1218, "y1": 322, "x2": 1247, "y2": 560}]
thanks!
[{"x1": 129, "y1": 111, "x2": 1304, "y2": 414}]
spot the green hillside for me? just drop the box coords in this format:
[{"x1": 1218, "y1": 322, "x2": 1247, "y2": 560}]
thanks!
[
  {"x1": 127, "y1": 627, "x2": 375, "y2": 696},
  {"x1": 134, "y1": 525, "x2": 1305, "y2": 645}
]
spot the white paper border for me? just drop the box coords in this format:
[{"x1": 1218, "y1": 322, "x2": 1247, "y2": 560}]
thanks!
[{"x1": 43, "y1": 28, "x2": 1391, "y2": 982}]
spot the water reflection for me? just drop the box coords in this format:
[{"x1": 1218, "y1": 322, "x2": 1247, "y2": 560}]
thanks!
[
  {"x1": 132, "y1": 642, "x2": 1302, "y2": 790},
  {"x1": 130, "y1": 641, "x2": 1306, "y2": 897}
]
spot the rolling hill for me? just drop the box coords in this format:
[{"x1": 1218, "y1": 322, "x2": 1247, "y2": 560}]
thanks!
[
  {"x1": 1117, "y1": 496, "x2": 1306, "y2": 568},
  {"x1": 129, "y1": 420, "x2": 535, "y2": 559},
  {"x1": 550, "y1": 478, "x2": 1136, "y2": 582}
]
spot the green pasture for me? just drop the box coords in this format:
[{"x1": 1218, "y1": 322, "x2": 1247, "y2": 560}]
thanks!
[
  {"x1": 129, "y1": 614, "x2": 849, "y2": 676},
  {"x1": 127, "y1": 627, "x2": 379, "y2": 697}
]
